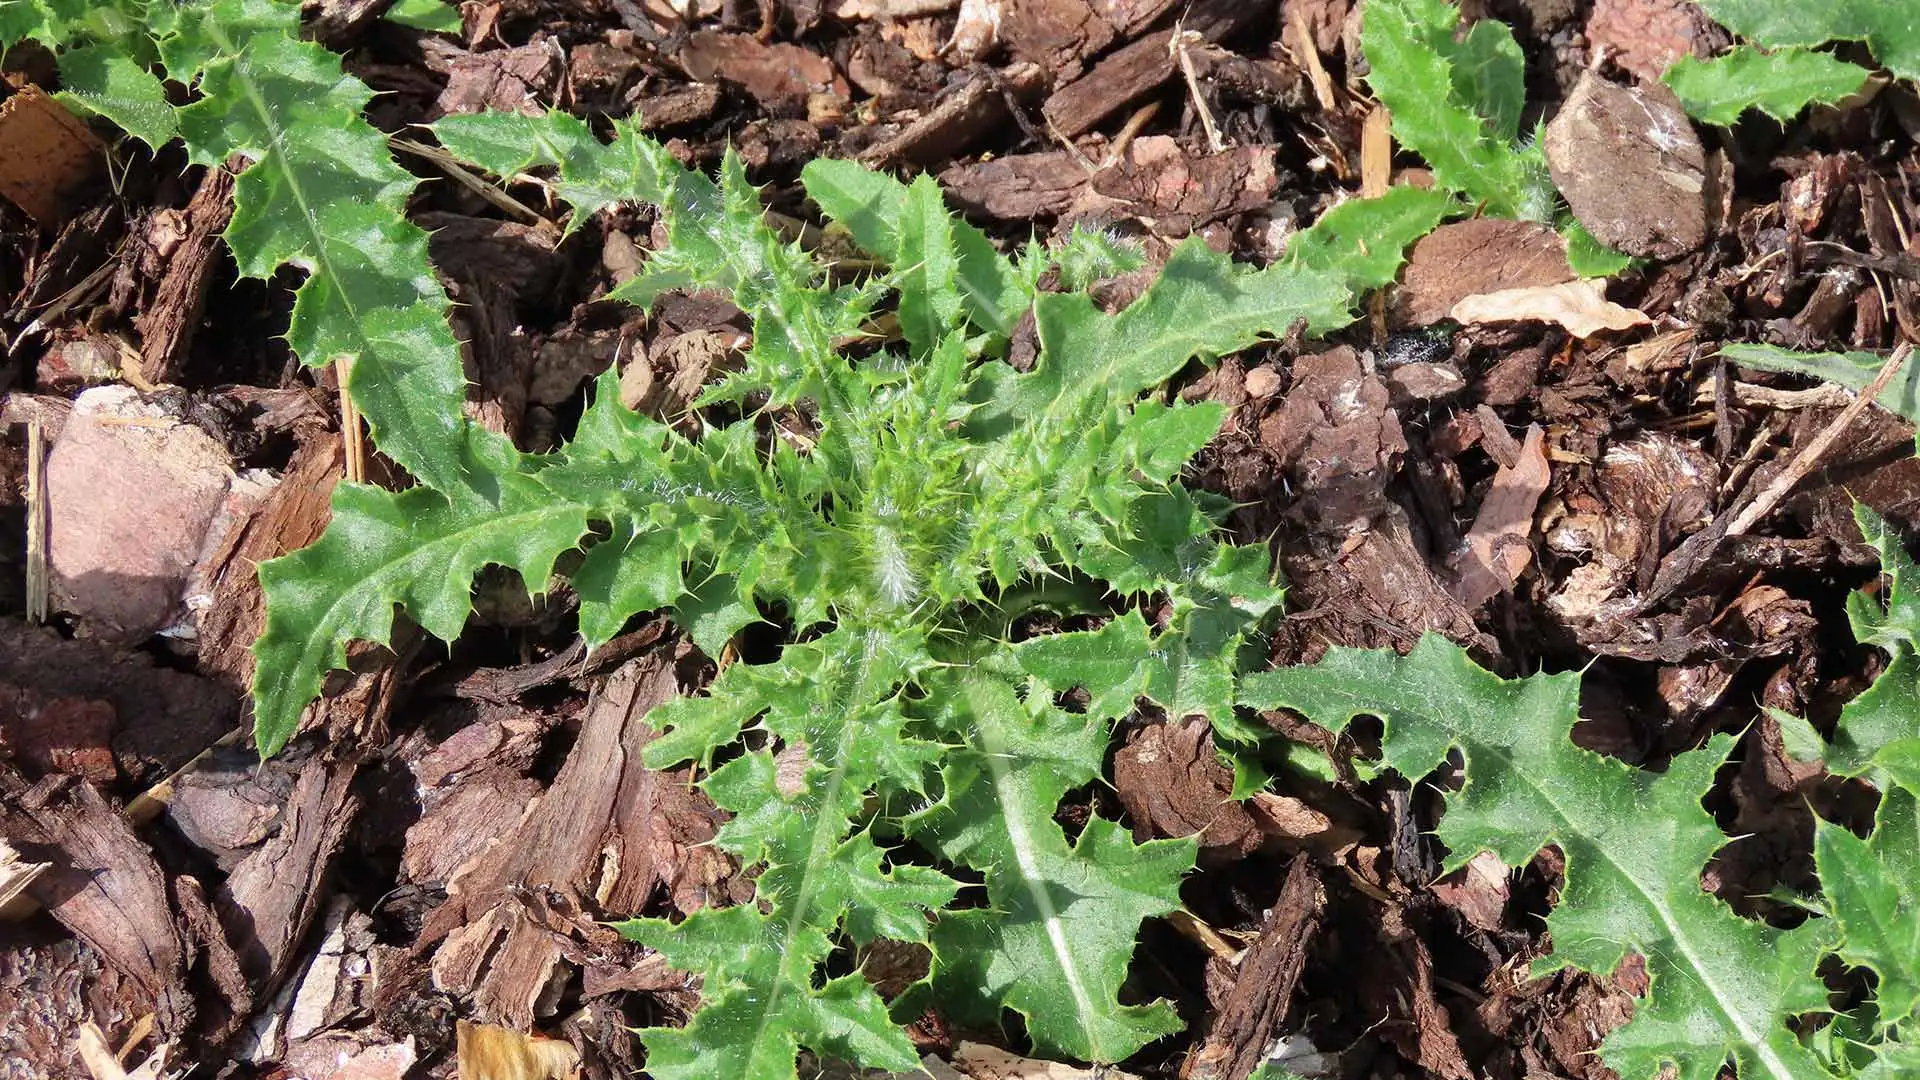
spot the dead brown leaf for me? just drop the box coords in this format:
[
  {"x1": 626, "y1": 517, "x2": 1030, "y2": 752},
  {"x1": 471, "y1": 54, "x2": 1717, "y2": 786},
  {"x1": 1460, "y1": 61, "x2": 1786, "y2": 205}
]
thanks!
[{"x1": 1450, "y1": 279, "x2": 1651, "y2": 338}]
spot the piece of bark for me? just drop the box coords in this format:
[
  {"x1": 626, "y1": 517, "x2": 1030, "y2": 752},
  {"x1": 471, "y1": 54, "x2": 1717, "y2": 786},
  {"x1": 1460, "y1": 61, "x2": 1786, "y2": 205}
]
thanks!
[
  {"x1": 133, "y1": 163, "x2": 237, "y2": 387},
  {"x1": 1545, "y1": 71, "x2": 1706, "y2": 260},
  {"x1": 1, "y1": 769, "x2": 194, "y2": 1035},
  {"x1": 1448, "y1": 424, "x2": 1550, "y2": 609},
  {"x1": 1082, "y1": 137, "x2": 1279, "y2": 235},
  {"x1": 1041, "y1": 0, "x2": 1264, "y2": 137},
  {"x1": 161, "y1": 744, "x2": 298, "y2": 868},
  {"x1": 433, "y1": 41, "x2": 563, "y2": 117},
  {"x1": 1361, "y1": 907, "x2": 1472, "y2": 1080},
  {"x1": 173, "y1": 873, "x2": 253, "y2": 1041},
  {"x1": 626, "y1": 82, "x2": 723, "y2": 129},
  {"x1": 1113, "y1": 717, "x2": 1265, "y2": 863},
  {"x1": 421, "y1": 652, "x2": 745, "y2": 1029},
  {"x1": 403, "y1": 771, "x2": 544, "y2": 887},
  {"x1": 858, "y1": 63, "x2": 1046, "y2": 168},
  {"x1": 216, "y1": 752, "x2": 361, "y2": 991},
  {"x1": 679, "y1": 31, "x2": 849, "y2": 114},
  {"x1": 0, "y1": 85, "x2": 104, "y2": 225},
  {"x1": 195, "y1": 439, "x2": 342, "y2": 691},
  {"x1": 1181, "y1": 855, "x2": 1323, "y2": 1080},
  {"x1": 1393, "y1": 219, "x2": 1577, "y2": 327},
  {"x1": 1000, "y1": 0, "x2": 1115, "y2": 79},
  {"x1": 940, "y1": 150, "x2": 1092, "y2": 221}
]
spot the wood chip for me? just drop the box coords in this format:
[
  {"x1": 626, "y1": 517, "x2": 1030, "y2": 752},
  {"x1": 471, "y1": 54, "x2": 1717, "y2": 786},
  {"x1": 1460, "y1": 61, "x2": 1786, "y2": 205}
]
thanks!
[
  {"x1": 1544, "y1": 71, "x2": 1706, "y2": 260},
  {"x1": 1040, "y1": 0, "x2": 1261, "y2": 137},
  {"x1": 1181, "y1": 855, "x2": 1323, "y2": 1080},
  {"x1": 0, "y1": 85, "x2": 103, "y2": 225},
  {"x1": 2, "y1": 769, "x2": 195, "y2": 1034},
  {"x1": 420, "y1": 653, "x2": 745, "y2": 1029},
  {"x1": 1448, "y1": 424, "x2": 1550, "y2": 609},
  {"x1": 132, "y1": 162, "x2": 237, "y2": 387},
  {"x1": 1393, "y1": 219, "x2": 1576, "y2": 327}
]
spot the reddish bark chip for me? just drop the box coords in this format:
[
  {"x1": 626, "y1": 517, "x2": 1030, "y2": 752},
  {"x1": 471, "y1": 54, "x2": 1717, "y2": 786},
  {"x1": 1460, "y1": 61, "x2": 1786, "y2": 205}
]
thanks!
[
  {"x1": 1585, "y1": 0, "x2": 1727, "y2": 81},
  {"x1": 1545, "y1": 71, "x2": 1707, "y2": 260},
  {"x1": 1393, "y1": 219, "x2": 1577, "y2": 327}
]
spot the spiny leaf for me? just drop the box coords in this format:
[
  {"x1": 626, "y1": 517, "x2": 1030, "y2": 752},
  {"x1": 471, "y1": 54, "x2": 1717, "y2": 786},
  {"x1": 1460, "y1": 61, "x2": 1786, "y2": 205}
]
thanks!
[
  {"x1": 159, "y1": 0, "x2": 506, "y2": 496},
  {"x1": 1052, "y1": 222, "x2": 1147, "y2": 292},
  {"x1": 1663, "y1": 46, "x2": 1871, "y2": 125},
  {"x1": 1820, "y1": 503, "x2": 1920, "y2": 785},
  {"x1": 911, "y1": 667, "x2": 1194, "y2": 1061},
  {"x1": 1698, "y1": 0, "x2": 1920, "y2": 81},
  {"x1": 1562, "y1": 219, "x2": 1635, "y2": 278},
  {"x1": 56, "y1": 42, "x2": 175, "y2": 145},
  {"x1": 1240, "y1": 635, "x2": 1833, "y2": 1080},
  {"x1": 250, "y1": 479, "x2": 589, "y2": 755},
  {"x1": 801, "y1": 157, "x2": 1033, "y2": 339},
  {"x1": 1816, "y1": 785, "x2": 1920, "y2": 1029},
  {"x1": 1285, "y1": 185, "x2": 1457, "y2": 292},
  {"x1": 618, "y1": 626, "x2": 954, "y2": 1080}
]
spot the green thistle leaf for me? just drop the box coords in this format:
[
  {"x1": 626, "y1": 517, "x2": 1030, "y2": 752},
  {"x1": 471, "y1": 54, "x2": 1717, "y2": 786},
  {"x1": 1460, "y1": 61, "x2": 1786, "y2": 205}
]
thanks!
[
  {"x1": 1663, "y1": 47, "x2": 1870, "y2": 125},
  {"x1": 1240, "y1": 636, "x2": 1833, "y2": 1080},
  {"x1": 1698, "y1": 0, "x2": 1920, "y2": 82}
]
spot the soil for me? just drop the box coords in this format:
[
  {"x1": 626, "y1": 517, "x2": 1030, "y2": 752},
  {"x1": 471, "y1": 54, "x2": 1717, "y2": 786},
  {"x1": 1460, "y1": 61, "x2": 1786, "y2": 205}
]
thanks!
[{"x1": 2, "y1": 1, "x2": 1918, "y2": 1078}]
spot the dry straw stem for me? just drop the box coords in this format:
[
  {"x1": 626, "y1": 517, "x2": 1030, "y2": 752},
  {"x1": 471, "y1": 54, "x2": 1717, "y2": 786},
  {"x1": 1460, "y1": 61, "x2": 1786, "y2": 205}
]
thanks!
[{"x1": 1726, "y1": 340, "x2": 1913, "y2": 537}]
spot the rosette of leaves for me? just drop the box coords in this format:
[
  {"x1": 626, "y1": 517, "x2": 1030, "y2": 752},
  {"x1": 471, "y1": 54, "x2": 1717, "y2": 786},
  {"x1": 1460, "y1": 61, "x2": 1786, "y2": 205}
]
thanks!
[{"x1": 246, "y1": 108, "x2": 1449, "y2": 1078}]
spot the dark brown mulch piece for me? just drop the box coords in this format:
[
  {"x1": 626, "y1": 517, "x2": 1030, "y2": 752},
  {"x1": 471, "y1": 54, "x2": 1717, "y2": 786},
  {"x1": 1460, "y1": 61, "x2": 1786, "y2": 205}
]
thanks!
[
  {"x1": 1393, "y1": 219, "x2": 1577, "y2": 329},
  {"x1": 1113, "y1": 717, "x2": 1266, "y2": 863},
  {"x1": 1041, "y1": 0, "x2": 1265, "y2": 138},
  {"x1": 999, "y1": 0, "x2": 1117, "y2": 80},
  {"x1": 1544, "y1": 71, "x2": 1707, "y2": 261},
  {"x1": 856, "y1": 62, "x2": 1047, "y2": 169},
  {"x1": 195, "y1": 438, "x2": 343, "y2": 693},
  {"x1": 0, "y1": 620, "x2": 237, "y2": 784},
  {"x1": 940, "y1": 149, "x2": 1092, "y2": 223},
  {"x1": 1476, "y1": 961, "x2": 1642, "y2": 1080},
  {"x1": 1181, "y1": 855, "x2": 1324, "y2": 1080},
  {"x1": 434, "y1": 40, "x2": 565, "y2": 118},
  {"x1": 418, "y1": 651, "x2": 746, "y2": 1030},
  {"x1": 131, "y1": 162, "x2": 238, "y2": 388},
  {"x1": 944, "y1": 136, "x2": 1278, "y2": 232},
  {"x1": 1361, "y1": 903, "x2": 1472, "y2": 1080},
  {"x1": 1, "y1": 768, "x2": 196, "y2": 1035},
  {"x1": 626, "y1": 81, "x2": 724, "y2": 130},
  {"x1": 679, "y1": 30, "x2": 848, "y2": 115},
  {"x1": 215, "y1": 750, "x2": 361, "y2": 992},
  {"x1": 1086, "y1": 138, "x2": 1280, "y2": 236}
]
